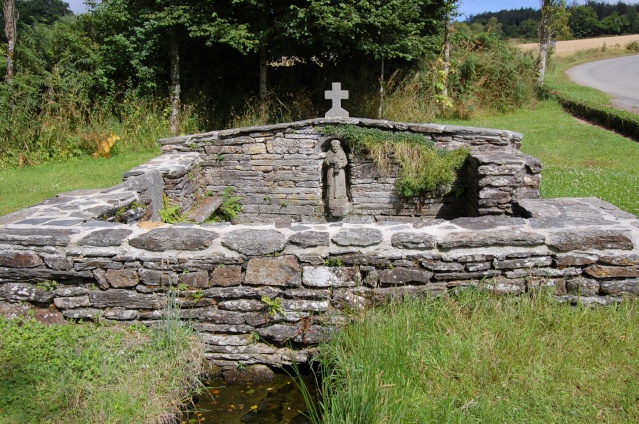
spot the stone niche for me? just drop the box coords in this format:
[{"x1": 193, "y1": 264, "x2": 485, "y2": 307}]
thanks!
[{"x1": 152, "y1": 117, "x2": 541, "y2": 223}]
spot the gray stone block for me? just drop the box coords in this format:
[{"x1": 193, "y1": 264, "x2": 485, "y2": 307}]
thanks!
[
  {"x1": 129, "y1": 227, "x2": 218, "y2": 251},
  {"x1": 88, "y1": 290, "x2": 162, "y2": 309},
  {"x1": 78, "y1": 229, "x2": 132, "y2": 247},
  {"x1": 54, "y1": 296, "x2": 91, "y2": 309},
  {"x1": 302, "y1": 266, "x2": 359, "y2": 288},
  {"x1": 0, "y1": 283, "x2": 54, "y2": 303},
  {"x1": 245, "y1": 256, "x2": 302, "y2": 287},
  {"x1": 391, "y1": 233, "x2": 436, "y2": 250},
  {"x1": 222, "y1": 229, "x2": 286, "y2": 256},
  {"x1": 289, "y1": 231, "x2": 330, "y2": 248},
  {"x1": 379, "y1": 267, "x2": 433, "y2": 285},
  {"x1": 438, "y1": 230, "x2": 545, "y2": 249},
  {"x1": 547, "y1": 229, "x2": 634, "y2": 251},
  {"x1": 600, "y1": 279, "x2": 639, "y2": 296},
  {"x1": 332, "y1": 228, "x2": 383, "y2": 247}
]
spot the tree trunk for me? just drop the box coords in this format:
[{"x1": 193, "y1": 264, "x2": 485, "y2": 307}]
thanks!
[
  {"x1": 3, "y1": 0, "x2": 18, "y2": 84},
  {"x1": 443, "y1": 7, "x2": 451, "y2": 97},
  {"x1": 538, "y1": 40, "x2": 549, "y2": 86},
  {"x1": 259, "y1": 45, "x2": 267, "y2": 101},
  {"x1": 168, "y1": 30, "x2": 181, "y2": 136},
  {"x1": 377, "y1": 56, "x2": 385, "y2": 119}
]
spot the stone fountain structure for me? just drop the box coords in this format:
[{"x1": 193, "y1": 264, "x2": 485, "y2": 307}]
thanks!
[{"x1": 1, "y1": 84, "x2": 638, "y2": 372}]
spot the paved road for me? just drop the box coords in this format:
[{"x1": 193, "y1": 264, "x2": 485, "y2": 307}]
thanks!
[{"x1": 567, "y1": 54, "x2": 639, "y2": 113}]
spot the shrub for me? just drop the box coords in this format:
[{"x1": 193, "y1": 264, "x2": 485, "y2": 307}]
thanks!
[{"x1": 626, "y1": 40, "x2": 639, "y2": 52}]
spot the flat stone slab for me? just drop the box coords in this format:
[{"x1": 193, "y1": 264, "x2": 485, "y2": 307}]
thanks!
[
  {"x1": 221, "y1": 229, "x2": 286, "y2": 256},
  {"x1": 332, "y1": 228, "x2": 383, "y2": 247},
  {"x1": 129, "y1": 227, "x2": 218, "y2": 251},
  {"x1": 0, "y1": 228, "x2": 76, "y2": 246},
  {"x1": 547, "y1": 229, "x2": 634, "y2": 251},
  {"x1": 437, "y1": 230, "x2": 545, "y2": 249},
  {"x1": 78, "y1": 229, "x2": 133, "y2": 247},
  {"x1": 187, "y1": 196, "x2": 223, "y2": 224},
  {"x1": 289, "y1": 231, "x2": 330, "y2": 248},
  {"x1": 450, "y1": 216, "x2": 527, "y2": 230},
  {"x1": 391, "y1": 232, "x2": 436, "y2": 250}
]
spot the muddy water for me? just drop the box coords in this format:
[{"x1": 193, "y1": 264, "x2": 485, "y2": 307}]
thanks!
[{"x1": 184, "y1": 373, "x2": 317, "y2": 424}]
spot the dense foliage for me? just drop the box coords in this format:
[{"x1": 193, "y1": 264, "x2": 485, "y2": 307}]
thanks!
[
  {"x1": 468, "y1": 1, "x2": 639, "y2": 40},
  {"x1": 1, "y1": 0, "x2": 540, "y2": 170}
]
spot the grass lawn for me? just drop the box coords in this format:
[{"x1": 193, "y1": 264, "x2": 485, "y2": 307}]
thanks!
[
  {"x1": 310, "y1": 292, "x2": 639, "y2": 423},
  {"x1": 443, "y1": 99, "x2": 639, "y2": 216},
  {"x1": 0, "y1": 150, "x2": 159, "y2": 217},
  {"x1": 0, "y1": 314, "x2": 203, "y2": 424}
]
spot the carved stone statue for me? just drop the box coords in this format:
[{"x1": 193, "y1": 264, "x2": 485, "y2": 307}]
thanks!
[{"x1": 324, "y1": 139, "x2": 351, "y2": 217}]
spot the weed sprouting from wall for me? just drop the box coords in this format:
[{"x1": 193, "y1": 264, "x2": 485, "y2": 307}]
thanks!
[{"x1": 208, "y1": 186, "x2": 243, "y2": 222}]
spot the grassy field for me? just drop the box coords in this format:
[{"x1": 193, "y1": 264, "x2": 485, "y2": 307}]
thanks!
[
  {"x1": 309, "y1": 292, "x2": 639, "y2": 424},
  {"x1": 0, "y1": 150, "x2": 159, "y2": 217},
  {"x1": 443, "y1": 99, "x2": 639, "y2": 216},
  {"x1": 517, "y1": 34, "x2": 639, "y2": 57},
  {"x1": 0, "y1": 314, "x2": 203, "y2": 424}
]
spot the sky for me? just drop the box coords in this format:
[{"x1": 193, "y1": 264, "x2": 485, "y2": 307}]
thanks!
[
  {"x1": 65, "y1": 0, "x2": 89, "y2": 15},
  {"x1": 65, "y1": 0, "x2": 638, "y2": 17}
]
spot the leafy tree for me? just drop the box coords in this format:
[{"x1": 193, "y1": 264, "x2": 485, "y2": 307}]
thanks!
[
  {"x1": 599, "y1": 11, "x2": 629, "y2": 35},
  {"x1": 87, "y1": 0, "x2": 256, "y2": 135},
  {"x1": 519, "y1": 18, "x2": 540, "y2": 39},
  {"x1": 15, "y1": 0, "x2": 71, "y2": 24},
  {"x1": 568, "y1": 5, "x2": 599, "y2": 38},
  {"x1": 468, "y1": 7, "x2": 540, "y2": 39},
  {"x1": 441, "y1": 0, "x2": 459, "y2": 101},
  {"x1": 537, "y1": 0, "x2": 570, "y2": 86},
  {"x1": 227, "y1": 0, "x2": 306, "y2": 100},
  {"x1": 144, "y1": 1, "x2": 256, "y2": 134},
  {"x1": 292, "y1": 0, "x2": 445, "y2": 117}
]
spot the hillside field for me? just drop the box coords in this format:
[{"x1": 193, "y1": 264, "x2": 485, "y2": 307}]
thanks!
[{"x1": 517, "y1": 34, "x2": 639, "y2": 56}]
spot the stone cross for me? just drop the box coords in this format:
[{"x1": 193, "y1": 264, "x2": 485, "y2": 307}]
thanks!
[{"x1": 324, "y1": 82, "x2": 349, "y2": 118}]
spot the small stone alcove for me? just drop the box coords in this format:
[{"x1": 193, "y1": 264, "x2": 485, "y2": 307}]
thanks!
[{"x1": 316, "y1": 137, "x2": 353, "y2": 219}]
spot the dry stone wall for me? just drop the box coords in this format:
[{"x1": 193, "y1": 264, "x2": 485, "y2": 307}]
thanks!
[
  {"x1": 156, "y1": 118, "x2": 540, "y2": 221},
  {"x1": 1, "y1": 118, "x2": 637, "y2": 371},
  {"x1": 1, "y1": 196, "x2": 638, "y2": 370}
]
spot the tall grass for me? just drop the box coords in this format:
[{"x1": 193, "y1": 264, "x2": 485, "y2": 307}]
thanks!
[
  {"x1": 0, "y1": 313, "x2": 204, "y2": 423},
  {"x1": 382, "y1": 26, "x2": 538, "y2": 122},
  {"x1": 307, "y1": 291, "x2": 639, "y2": 423},
  {"x1": 0, "y1": 92, "x2": 200, "y2": 170}
]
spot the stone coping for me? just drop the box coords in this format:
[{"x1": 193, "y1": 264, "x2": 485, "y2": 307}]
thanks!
[
  {"x1": 157, "y1": 117, "x2": 523, "y2": 146},
  {"x1": 1, "y1": 197, "x2": 637, "y2": 259},
  {"x1": 2, "y1": 196, "x2": 638, "y2": 369}
]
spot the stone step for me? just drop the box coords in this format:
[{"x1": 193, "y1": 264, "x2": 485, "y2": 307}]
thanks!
[{"x1": 187, "y1": 196, "x2": 223, "y2": 224}]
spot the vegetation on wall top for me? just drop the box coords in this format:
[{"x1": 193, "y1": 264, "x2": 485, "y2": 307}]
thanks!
[{"x1": 322, "y1": 125, "x2": 469, "y2": 197}]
